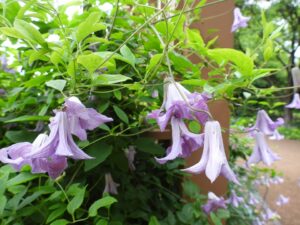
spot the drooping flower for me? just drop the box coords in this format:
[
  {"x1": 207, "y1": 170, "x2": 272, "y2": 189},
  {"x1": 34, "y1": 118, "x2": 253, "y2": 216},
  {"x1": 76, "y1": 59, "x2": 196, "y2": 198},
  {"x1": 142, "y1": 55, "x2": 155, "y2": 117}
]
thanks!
[
  {"x1": 269, "y1": 130, "x2": 284, "y2": 140},
  {"x1": 64, "y1": 96, "x2": 113, "y2": 141},
  {"x1": 124, "y1": 146, "x2": 136, "y2": 171},
  {"x1": 103, "y1": 173, "x2": 119, "y2": 195},
  {"x1": 202, "y1": 192, "x2": 227, "y2": 214},
  {"x1": 155, "y1": 117, "x2": 204, "y2": 164},
  {"x1": 231, "y1": 8, "x2": 250, "y2": 32},
  {"x1": 28, "y1": 111, "x2": 92, "y2": 160},
  {"x1": 151, "y1": 89, "x2": 159, "y2": 98},
  {"x1": 285, "y1": 93, "x2": 300, "y2": 109},
  {"x1": 248, "y1": 131, "x2": 280, "y2": 166},
  {"x1": 249, "y1": 193, "x2": 260, "y2": 205},
  {"x1": 247, "y1": 110, "x2": 284, "y2": 137},
  {"x1": 0, "y1": 134, "x2": 68, "y2": 179},
  {"x1": 262, "y1": 208, "x2": 280, "y2": 221},
  {"x1": 226, "y1": 190, "x2": 244, "y2": 207},
  {"x1": 276, "y1": 194, "x2": 289, "y2": 206},
  {"x1": 270, "y1": 176, "x2": 284, "y2": 185},
  {"x1": 182, "y1": 121, "x2": 239, "y2": 184}
]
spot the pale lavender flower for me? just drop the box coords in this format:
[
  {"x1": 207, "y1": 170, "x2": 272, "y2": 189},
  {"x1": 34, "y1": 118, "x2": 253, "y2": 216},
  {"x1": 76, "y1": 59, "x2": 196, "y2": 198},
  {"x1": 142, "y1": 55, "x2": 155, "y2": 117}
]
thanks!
[
  {"x1": 269, "y1": 130, "x2": 284, "y2": 140},
  {"x1": 270, "y1": 176, "x2": 284, "y2": 185},
  {"x1": 226, "y1": 190, "x2": 244, "y2": 207},
  {"x1": 151, "y1": 89, "x2": 159, "y2": 98},
  {"x1": 0, "y1": 88, "x2": 6, "y2": 96},
  {"x1": 202, "y1": 192, "x2": 227, "y2": 214},
  {"x1": 248, "y1": 131, "x2": 280, "y2": 166},
  {"x1": 182, "y1": 121, "x2": 239, "y2": 184},
  {"x1": 231, "y1": 8, "x2": 250, "y2": 32},
  {"x1": 155, "y1": 117, "x2": 204, "y2": 164},
  {"x1": 252, "y1": 218, "x2": 265, "y2": 225},
  {"x1": 103, "y1": 173, "x2": 119, "y2": 195},
  {"x1": 285, "y1": 93, "x2": 300, "y2": 109},
  {"x1": 247, "y1": 110, "x2": 284, "y2": 137},
  {"x1": 262, "y1": 208, "x2": 280, "y2": 221},
  {"x1": 28, "y1": 111, "x2": 92, "y2": 160},
  {"x1": 65, "y1": 96, "x2": 113, "y2": 141},
  {"x1": 125, "y1": 146, "x2": 136, "y2": 171},
  {"x1": 276, "y1": 194, "x2": 289, "y2": 206},
  {"x1": 249, "y1": 193, "x2": 259, "y2": 205}
]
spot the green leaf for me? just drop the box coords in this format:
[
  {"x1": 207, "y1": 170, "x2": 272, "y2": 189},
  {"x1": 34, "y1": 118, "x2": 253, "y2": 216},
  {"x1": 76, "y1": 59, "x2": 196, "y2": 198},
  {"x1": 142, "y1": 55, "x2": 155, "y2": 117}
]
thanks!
[
  {"x1": 7, "y1": 172, "x2": 40, "y2": 187},
  {"x1": 76, "y1": 12, "x2": 106, "y2": 42},
  {"x1": 0, "y1": 27, "x2": 24, "y2": 39},
  {"x1": 5, "y1": 115, "x2": 50, "y2": 123},
  {"x1": 134, "y1": 138, "x2": 164, "y2": 155},
  {"x1": 148, "y1": 216, "x2": 160, "y2": 225},
  {"x1": 113, "y1": 105, "x2": 129, "y2": 124},
  {"x1": 14, "y1": 19, "x2": 46, "y2": 46},
  {"x1": 96, "y1": 219, "x2": 108, "y2": 225},
  {"x1": 216, "y1": 209, "x2": 230, "y2": 219},
  {"x1": 46, "y1": 79, "x2": 66, "y2": 92},
  {"x1": 210, "y1": 212, "x2": 222, "y2": 225},
  {"x1": 0, "y1": 196, "x2": 7, "y2": 216},
  {"x1": 188, "y1": 121, "x2": 202, "y2": 134},
  {"x1": 146, "y1": 54, "x2": 163, "y2": 74},
  {"x1": 120, "y1": 45, "x2": 136, "y2": 66},
  {"x1": 186, "y1": 29, "x2": 206, "y2": 54},
  {"x1": 208, "y1": 48, "x2": 254, "y2": 77},
  {"x1": 67, "y1": 186, "x2": 86, "y2": 216},
  {"x1": 5, "y1": 130, "x2": 36, "y2": 143},
  {"x1": 24, "y1": 74, "x2": 51, "y2": 88},
  {"x1": 181, "y1": 79, "x2": 206, "y2": 86},
  {"x1": 84, "y1": 143, "x2": 112, "y2": 171},
  {"x1": 50, "y1": 219, "x2": 69, "y2": 225},
  {"x1": 93, "y1": 74, "x2": 131, "y2": 85},
  {"x1": 77, "y1": 53, "x2": 105, "y2": 74},
  {"x1": 46, "y1": 207, "x2": 66, "y2": 223},
  {"x1": 88, "y1": 196, "x2": 117, "y2": 217}
]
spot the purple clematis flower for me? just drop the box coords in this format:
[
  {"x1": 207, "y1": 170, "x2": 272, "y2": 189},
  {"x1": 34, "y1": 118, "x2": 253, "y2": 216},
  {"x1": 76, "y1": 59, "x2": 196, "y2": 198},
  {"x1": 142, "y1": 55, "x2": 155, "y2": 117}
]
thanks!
[
  {"x1": 285, "y1": 93, "x2": 300, "y2": 109},
  {"x1": 28, "y1": 110, "x2": 92, "y2": 160},
  {"x1": 65, "y1": 96, "x2": 113, "y2": 141},
  {"x1": 202, "y1": 192, "x2": 227, "y2": 214},
  {"x1": 151, "y1": 89, "x2": 159, "y2": 98},
  {"x1": 252, "y1": 218, "x2": 265, "y2": 225},
  {"x1": 226, "y1": 190, "x2": 244, "y2": 207},
  {"x1": 0, "y1": 134, "x2": 68, "y2": 179},
  {"x1": 262, "y1": 208, "x2": 280, "y2": 221},
  {"x1": 125, "y1": 146, "x2": 136, "y2": 171},
  {"x1": 248, "y1": 131, "x2": 280, "y2": 166},
  {"x1": 269, "y1": 130, "x2": 284, "y2": 141},
  {"x1": 156, "y1": 117, "x2": 204, "y2": 164},
  {"x1": 103, "y1": 173, "x2": 119, "y2": 195},
  {"x1": 270, "y1": 176, "x2": 284, "y2": 185},
  {"x1": 182, "y1": 121, "x2": 239, "y2": 184},
  {"x1": 249, "y1": 193, "x2": 260, "y2": 205},
  {"x1": 247, "y1": 110, "x2": 284, "y2": 137},
  {"x1": 231, "y1": 8, "x2": 250, "y2": 32},
  {"x1": 276, "y1": 194, "x2": 289, "y2": 206}
]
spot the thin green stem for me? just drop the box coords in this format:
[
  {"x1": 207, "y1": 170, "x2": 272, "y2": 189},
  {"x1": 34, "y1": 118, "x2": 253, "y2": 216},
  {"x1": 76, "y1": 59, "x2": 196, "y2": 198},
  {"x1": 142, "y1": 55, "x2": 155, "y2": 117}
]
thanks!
[{"x1": 107, "y1": 0, "x2": 120, "y2": 40}]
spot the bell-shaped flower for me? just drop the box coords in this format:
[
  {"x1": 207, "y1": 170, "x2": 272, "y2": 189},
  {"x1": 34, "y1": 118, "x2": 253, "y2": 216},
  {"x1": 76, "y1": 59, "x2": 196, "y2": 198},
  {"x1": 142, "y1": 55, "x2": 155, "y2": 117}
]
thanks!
[
  {"x1": 28, "y1": 111, "x2": 92, "y2": 160},
  {"x1": 64, "y1": 96, "x2": 113, "y2": 140},
  {"x1": 276, "y1": 194, "x2": 289, "y2": 206},
  {"x1": 182, "y1": 121, "x2": 239, "y2": 184},
  {"x1": 262, "y1": 208, "x2": 280, "y2": 221},
  {"x1": 269, "y1": 130, "x2": 284, "y2": 140},
  {"x1": 124, "y1": 146, "x2": 136, "y2": 171},
  {"x1": 226, "y1": 190, "x2": 244, "y2": 207},
  {"x1": 248, "y1": 131, "x2": 280, "y2": 166},
  {"x1": 247, "y1": 110, "x2": 284, "y2": 137},
  {"x1": 202, "y1": 192, "x2": 227, "y2": 214},
  {"x1": 155, "y1": 117, "x2": 204, "y2": 164},
  {"x1": 231, "y1": 8, "x2": 250, "y2": 32},
  {"x1": 285, "y1": 93, "x2": 300, "y2": 109},
  {"x1": 103, "y1": 173, "x2": 119, "y2": 195}
]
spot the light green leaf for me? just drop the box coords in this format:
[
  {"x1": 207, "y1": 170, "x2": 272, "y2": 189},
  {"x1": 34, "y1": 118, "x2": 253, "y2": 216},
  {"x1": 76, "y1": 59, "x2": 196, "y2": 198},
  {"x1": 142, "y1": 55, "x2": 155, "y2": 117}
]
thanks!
[
  {"x1": 76, "y1": 12, "x2": 106, "y2": 42},
  {"x1": 46, "y1": 79, "x2": 66, "y2": 92},
  {"x1": 46, "y1": 207, "x2": 66, "y2": 223},
  {"x1": 148, "y1": 216, "x2": 160, "y2": 225},
  {"x1": 84, "y1": 143, "x2": 112, "y2": 171},
  {"x1": 113, "y1": 105, "x2": 129, "y2": 124},
  {"x1": 93, "y1": 74, "x2": 131, "y2": 85},
  {"x1": 146, "y1": 54, "x2": 163, "y2": 74},
  {"x1": 7, "y1": 172, "x2": 40, "y2": 187},
  {"x1": 77, "y1": 53, "x2": 104, "y2": 74},
  {"x1": 210, "y1": 212, "x2": 222, "y2": 225},
  {"x1": 0, "y1": 196, "x2": 7, "y2": 216},
  {"x1": 50, "y1": 219, "x2": 69, "y2": 225},
  {"x1": 67, "y1": 186, "x2": 86, "y2": 216},
  {"x1": 120, "y1": 45, "x2": 136, "y2": 66},
  {"x1": 24, "y1": 74, "x2": 51, "y2": 88},
  {"x1": 89, "y1": 196, "x2": 117, "y2": 217},
  {"x1": 5, "y1": 115, "x2": 50, "y2": 123},
  {"x1": 0, "y1": 27, "x2": 24, "y2": 39}
]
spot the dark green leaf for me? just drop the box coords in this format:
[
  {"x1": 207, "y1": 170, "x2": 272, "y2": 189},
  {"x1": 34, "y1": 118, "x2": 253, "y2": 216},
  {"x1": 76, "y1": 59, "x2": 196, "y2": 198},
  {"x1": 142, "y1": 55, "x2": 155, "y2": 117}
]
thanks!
[
  {"x1": 113, "y1": 105, "x2": 129, "y2": 124},
  {"x1": 84, "y1": 143, "x2": 112, "y2": 171}
]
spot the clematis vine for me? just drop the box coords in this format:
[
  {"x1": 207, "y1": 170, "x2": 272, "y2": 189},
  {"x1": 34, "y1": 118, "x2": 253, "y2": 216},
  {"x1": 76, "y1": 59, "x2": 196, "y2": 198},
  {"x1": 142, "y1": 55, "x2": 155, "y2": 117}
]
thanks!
[
  {"x1": 248, "y1": 131, "x2": 280, "y2": 166},
  {"x1": 103, "y1": 173, "x2": 119, "y2": 195},
  {"x1": 0, "y1": 134, "x2": 67, "y2": 179},
  {"x1": 148, "y1": 78, "x2": 209, "y2": 163},
  {"x1": 226, "y1": 190, "x2": 244, "y2": 207},
  {"x1": 231, "y1": 8, "x2": 250, "y2": 32},
  {"x1": 285, "y1": 93, "x2": 300, "y2": 109},
  {"x1": 202, "y1": 192, "x2": 227, "y2": 214},
  {"x1": 276, "y1": 194, "x2": 289, "y2": 206},
  {"x1": 182, "y1": 121, "x2": 239, "y2": 184},
  {"x1": 64, "y1": 96, "x2": 113, "y2": 141},
  {"x1": 247, "y1": 110, "x2": 284, "y2": 138}
]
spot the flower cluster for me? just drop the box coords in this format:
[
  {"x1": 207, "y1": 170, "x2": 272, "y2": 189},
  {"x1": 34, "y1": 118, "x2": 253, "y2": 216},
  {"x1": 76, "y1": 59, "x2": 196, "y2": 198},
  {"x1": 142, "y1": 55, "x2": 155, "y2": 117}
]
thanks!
[
  {"x1": 148, "y1": 79, "x2": 238, "y2": 184},
  {"x1": 0, "y1": 97, "x2": 113, "y2": 179}
]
